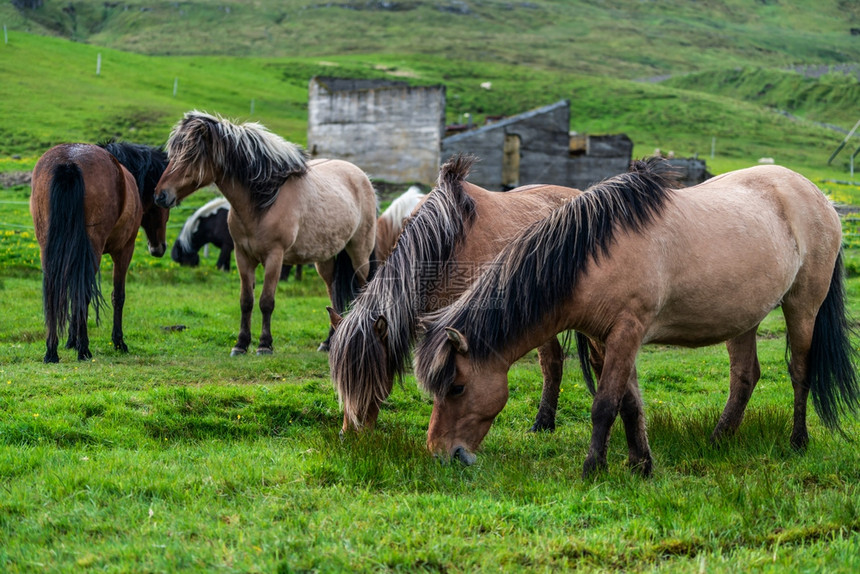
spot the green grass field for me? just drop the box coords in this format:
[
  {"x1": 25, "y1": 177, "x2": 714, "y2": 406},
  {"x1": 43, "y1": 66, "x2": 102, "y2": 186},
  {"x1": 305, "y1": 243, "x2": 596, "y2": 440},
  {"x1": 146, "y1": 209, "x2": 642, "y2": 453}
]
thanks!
[
  {"x1": 3, "y1": 1, "x2": 860, "y2": 570},
  {"x1": 2, "y1": 178, "x2": 860, "y2": 571}
]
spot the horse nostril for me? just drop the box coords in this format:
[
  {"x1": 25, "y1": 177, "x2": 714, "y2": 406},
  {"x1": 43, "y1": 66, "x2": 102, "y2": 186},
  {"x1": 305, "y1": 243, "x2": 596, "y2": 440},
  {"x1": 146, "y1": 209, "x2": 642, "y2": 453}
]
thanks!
[{"x1": 453, "y1": 446, "x2": 476, "y2": 466}]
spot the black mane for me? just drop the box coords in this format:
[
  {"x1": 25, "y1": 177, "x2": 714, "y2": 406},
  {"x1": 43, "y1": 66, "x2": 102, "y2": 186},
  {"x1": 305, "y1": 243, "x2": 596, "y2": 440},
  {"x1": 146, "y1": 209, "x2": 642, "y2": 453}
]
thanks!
[
  {"x1": 329, "y1": 154, "x2": 477, "y2": 426},
  {"x1": 98, "y1": 140, "x2": 168, "y2": 201},
  {"x1": 416, "y1": 157, "x2": 676, "y2": 398}
]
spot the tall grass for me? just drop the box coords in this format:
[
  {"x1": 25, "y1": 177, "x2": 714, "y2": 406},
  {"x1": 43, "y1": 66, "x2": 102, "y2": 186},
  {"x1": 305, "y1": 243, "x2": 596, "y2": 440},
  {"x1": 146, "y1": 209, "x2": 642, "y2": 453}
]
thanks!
[{"x1": 2, "y1": 178, "x2": 860, "y2": 571}]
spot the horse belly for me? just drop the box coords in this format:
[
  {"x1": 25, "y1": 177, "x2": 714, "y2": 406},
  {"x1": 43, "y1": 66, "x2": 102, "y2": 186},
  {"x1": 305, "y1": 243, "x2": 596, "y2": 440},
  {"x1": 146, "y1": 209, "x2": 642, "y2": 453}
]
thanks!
[{"x1": 645, "y1": 253, "x2": 799, "y2": 347}]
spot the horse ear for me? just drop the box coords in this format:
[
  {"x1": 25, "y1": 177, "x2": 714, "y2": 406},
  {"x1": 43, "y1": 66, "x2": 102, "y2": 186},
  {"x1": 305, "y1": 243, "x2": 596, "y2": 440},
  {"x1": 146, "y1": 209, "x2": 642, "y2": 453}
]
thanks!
[
  {"x1": 326, "y1": 306, "x2": 343, "y2": 330},
  {"x1": 373, "y1": 315, "x2": 389, "y2": 343},
  {"x1": 445, "y1": 327, "x2": 469, "y2": 355}
]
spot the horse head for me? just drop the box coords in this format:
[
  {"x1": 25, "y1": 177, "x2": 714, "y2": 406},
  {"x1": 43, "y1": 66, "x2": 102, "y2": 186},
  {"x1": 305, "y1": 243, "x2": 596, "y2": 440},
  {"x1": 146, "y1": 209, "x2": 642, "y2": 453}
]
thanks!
[
  {"x1": 140, "y1": 203, "x2": 169, "y2": 257},
  {"x1": 155, "y1": 112, "x2": 221, "y2": 208},
  {"x1": 328, "y1": 305, "x2": 396, "y2": 433},
  {"x1": 417, "y1": 326, "x2": 510, "y2": 466},
  {"x1": 170, "y1": 239, "x2": 200, "y2": 266}
]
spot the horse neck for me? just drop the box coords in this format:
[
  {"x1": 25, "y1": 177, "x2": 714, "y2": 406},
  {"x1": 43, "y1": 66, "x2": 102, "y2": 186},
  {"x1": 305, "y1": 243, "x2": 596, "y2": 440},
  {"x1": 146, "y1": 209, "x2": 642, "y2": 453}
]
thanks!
[{"x1": 214, "y1": 178, "x2": 257, "y2": 221}]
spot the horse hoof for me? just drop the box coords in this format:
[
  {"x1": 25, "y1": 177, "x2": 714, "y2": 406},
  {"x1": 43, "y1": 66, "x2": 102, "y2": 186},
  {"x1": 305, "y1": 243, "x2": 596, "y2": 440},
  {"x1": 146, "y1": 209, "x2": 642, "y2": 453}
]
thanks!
[
  {"x1": 256, "y1": 347, "x2": 273, "y2": 356},
  {"x1": 317, "y1": 342, "x2": 330, "y2": 352},
  {"x1": 44, "y1": 354, "x2": 59, "y2": 364},
  {"x1": 528, "y1": 420, "x2": 556, "y2": 433},
  {"x1": 230, "y1": 347, "x2": 247, "y2": 357},
  {"x1": 115, "y1": 343, "x2": 129, "y2": 353},
  {"x1": 78, "y1": 351, "x2": 93, "y2": 361}
]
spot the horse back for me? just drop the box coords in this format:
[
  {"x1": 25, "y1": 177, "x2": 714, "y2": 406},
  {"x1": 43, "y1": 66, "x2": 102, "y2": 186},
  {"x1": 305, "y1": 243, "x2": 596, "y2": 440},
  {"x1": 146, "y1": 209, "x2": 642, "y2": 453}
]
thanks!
[
  {"x1": 571, "y1": 165, "x2": 841, "y2": 346},
  {"x1": 456, "y1": 182, "x2": 581, "y2": 263},
  {"x1": 255, "y1": 158, "x2": 376, "y2": 263}
]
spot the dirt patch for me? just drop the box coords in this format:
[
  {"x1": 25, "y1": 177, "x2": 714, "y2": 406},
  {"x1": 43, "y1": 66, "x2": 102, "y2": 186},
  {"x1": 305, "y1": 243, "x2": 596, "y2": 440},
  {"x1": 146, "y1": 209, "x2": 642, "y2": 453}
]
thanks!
[{"x1": 0, "y1": 171, "x2": 31, "y2": 188}]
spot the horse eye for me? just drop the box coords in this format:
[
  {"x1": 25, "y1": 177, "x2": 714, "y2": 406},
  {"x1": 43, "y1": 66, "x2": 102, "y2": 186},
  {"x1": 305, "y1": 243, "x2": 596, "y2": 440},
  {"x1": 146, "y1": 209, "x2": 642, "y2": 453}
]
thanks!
[{"x1": 448, "y1": 385, "x2": 465, "y2": 397}]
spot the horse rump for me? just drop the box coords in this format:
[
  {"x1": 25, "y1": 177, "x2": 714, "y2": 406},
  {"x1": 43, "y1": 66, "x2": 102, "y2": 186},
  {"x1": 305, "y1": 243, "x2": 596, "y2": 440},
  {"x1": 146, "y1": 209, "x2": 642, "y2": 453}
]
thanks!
[{"x1": 41, "y1": 162, "x2": 104, "y2": 362}]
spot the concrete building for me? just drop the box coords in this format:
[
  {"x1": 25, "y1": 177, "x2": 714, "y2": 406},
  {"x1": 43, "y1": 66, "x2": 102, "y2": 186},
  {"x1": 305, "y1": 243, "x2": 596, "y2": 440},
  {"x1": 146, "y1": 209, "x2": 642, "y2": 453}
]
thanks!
[
  {"x1": 307, "y1": 79, "x2": 708, "y2": 189},
  {"x1": 441, "y1": 100, "x2": 634, "y2": 190},
  {"x1": 307, "y1": 77, "x2": 446, "y2": 184}
]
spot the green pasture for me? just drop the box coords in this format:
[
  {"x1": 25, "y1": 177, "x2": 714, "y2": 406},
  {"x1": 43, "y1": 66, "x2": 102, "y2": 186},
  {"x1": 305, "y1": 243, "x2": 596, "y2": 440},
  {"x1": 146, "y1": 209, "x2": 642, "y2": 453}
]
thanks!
[
  {"x1": 2, "y1": 30, "x2": 860, "y2": 183},
  {"x1": 2, "y1": 176, "x2": 860, "y2": 572}
]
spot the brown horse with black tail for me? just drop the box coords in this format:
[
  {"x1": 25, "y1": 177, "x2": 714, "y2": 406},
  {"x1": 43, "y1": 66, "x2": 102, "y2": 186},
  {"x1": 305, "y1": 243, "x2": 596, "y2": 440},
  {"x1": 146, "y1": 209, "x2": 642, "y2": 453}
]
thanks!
[
  {"x1": 416, "y1": 158, "x2": 859, "y2": 476},
  {"x1": 154, "y1": 111, "x2": 377, "y2": 354},
  {"x1": 328, "y1": 155, "x2": 586, "y2": 434},
  {"x1": 30, "y1": 142, "x2": 170, "y2": 363}
]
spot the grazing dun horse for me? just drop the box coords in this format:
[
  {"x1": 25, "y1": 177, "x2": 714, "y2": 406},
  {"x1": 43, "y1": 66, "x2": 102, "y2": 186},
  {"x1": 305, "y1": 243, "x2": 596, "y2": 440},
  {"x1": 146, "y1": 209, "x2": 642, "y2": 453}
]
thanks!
[
  {"x1": 329, "y1": 154, "x2": 587, "y2": 433},
  {"x1": 415, "y1": 158, "x2": 860, "y2": 476},
  {"x1": 30, "y1": 142, "x2": 170, "y2": 362},
  {"x1": 154, "y1": 111, "x2": 377, "y2": 354}
]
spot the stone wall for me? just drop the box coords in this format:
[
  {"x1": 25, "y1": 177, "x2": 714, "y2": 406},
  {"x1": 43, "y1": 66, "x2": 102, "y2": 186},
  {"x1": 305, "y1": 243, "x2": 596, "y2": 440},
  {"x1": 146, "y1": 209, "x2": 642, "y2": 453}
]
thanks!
[{"x1": 307, "y1": 77, "x2": 446, "y2": 184}]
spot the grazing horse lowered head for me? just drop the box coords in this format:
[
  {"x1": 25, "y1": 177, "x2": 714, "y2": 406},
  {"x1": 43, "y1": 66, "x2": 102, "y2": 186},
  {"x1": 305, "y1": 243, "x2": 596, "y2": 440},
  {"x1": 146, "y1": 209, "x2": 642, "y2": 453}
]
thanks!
[
  {"x1": 328, "y1": 154, "x2": 589, "y2": 434},
  {"x1": 154, "y1": 110, "x2": 377, "y2": 354},
  {"x1": 30, "y1": 141, "x2": 169, "y2": 362},
  {"x1": 415, "y1": 158, "x2": 860, "y2": 476}
]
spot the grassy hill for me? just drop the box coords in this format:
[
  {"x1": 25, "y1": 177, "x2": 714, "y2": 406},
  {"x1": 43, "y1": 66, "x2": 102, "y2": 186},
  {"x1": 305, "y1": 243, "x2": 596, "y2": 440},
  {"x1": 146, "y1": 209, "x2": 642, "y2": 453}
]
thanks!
[
  {"x1": 5, "y1": 0, "x2": 860, "y2": 77},
  {"x1": 1, "y1": 1, "x2": 859, "y2": 183}
]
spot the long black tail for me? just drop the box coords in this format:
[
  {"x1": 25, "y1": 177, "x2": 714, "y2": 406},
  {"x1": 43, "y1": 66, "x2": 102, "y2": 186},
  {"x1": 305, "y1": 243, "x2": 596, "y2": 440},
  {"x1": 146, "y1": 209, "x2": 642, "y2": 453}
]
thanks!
[
  {"x1": 330, "y1": 249, "x2": 359, "y2": 315},
  {"x1": 808, "y1": 249, "x2": 860, "y2": 431},
  {"x1": 43, "y1": 163, "x2": 103, "y2": 342}
]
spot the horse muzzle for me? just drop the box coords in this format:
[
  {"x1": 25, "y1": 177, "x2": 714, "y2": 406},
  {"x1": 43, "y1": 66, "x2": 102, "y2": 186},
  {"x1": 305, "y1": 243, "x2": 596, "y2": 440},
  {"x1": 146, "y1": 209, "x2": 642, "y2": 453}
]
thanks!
[
  {"x1": 154, "y1": 190, "x2": 176, "y2": 209},
  {"x1": 148, "y1": 242, "x2": 167, "y2": 258}
]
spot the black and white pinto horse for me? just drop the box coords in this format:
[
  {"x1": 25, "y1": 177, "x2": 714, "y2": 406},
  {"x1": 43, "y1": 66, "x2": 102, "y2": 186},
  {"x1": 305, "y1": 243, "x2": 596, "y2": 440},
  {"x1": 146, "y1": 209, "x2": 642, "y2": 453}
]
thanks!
[{"x1": 171, "y1": 196, "x2": 300, "y2": 280}]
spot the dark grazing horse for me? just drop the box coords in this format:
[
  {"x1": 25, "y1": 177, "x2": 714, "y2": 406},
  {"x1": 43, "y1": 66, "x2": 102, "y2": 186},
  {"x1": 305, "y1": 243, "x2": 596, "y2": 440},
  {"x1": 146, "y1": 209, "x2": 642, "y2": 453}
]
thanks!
[
  {"x1": 171, "y1": 197, "x2": 235, "y2": 271},
  {"x1": 154, "y1": 110, "x2": 377, "y2": 354},
  {"x1": 30, "y1": 142, "x2": 169, "y2": 362},
  {"x1": 415, "y1": 159, "x2": 859, "y2": 476}
]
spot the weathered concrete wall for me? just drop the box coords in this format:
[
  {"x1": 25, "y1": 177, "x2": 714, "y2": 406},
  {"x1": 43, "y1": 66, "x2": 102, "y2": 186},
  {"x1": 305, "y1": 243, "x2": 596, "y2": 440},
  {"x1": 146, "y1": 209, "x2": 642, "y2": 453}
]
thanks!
[
  {"x1": 568, "y1": 134, "x2": 634, "y2": 189},
  {"x1": 441, "y1": 100, "x2": 571, "y2": 189},
  {"x1": 307, "y1": 77, "x2": 446, "y2": 184}
]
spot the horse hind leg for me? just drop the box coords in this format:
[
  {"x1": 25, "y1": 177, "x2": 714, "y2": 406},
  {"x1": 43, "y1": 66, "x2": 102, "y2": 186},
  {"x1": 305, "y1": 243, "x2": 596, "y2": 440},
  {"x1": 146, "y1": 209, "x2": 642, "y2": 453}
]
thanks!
[
  {"x1": 619, "y1": 368, "x2": 652, "y2": 476},
  {"x1": 711, "y1": 326, "x2": 761, "y2": 443},
  {"x1": 531, "y1": 337, "x2": 563, "y2": 432}
]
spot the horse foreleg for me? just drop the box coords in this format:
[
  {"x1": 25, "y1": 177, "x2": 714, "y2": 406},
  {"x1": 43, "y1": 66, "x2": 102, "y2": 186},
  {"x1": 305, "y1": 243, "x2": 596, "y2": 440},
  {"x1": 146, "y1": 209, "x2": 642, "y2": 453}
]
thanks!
[
  {"x1": 711, "y1": 327, "x2": 761, "y2": 443},
  {"x1": 315, "y1": 259, "x2": 336, "y2": 352},
  {"x1": 110, "y1": 244, "x2": 134, "y2": 354},
  {"x1": 618, "y1": 367, "x2": 652, "y2": 476},
  {"x1": 583, "y1": 319, "x2": 643, "y2": 478},
  {"x1": 232, "y1": 249, "x2": 256, "y2": 356},
  {"x1": 531, "y1": 337, "x2": 564, "y2": 432},
  {"x1": 256, "y1": 253, "x2": 284, "y2": 355}
]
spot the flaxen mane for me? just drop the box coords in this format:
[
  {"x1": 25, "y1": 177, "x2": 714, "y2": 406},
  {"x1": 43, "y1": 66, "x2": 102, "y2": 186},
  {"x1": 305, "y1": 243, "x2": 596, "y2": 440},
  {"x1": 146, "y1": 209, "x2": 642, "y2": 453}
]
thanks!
[
  {"x1": 415, "y1": 157, "x2": 675, "y2": 398},
  {"x1": 165, "y1": 110, "x2": 308, "y2": 211},
  {"x1": 329, "y1": 154, "x2": 477, "y2": 427}
]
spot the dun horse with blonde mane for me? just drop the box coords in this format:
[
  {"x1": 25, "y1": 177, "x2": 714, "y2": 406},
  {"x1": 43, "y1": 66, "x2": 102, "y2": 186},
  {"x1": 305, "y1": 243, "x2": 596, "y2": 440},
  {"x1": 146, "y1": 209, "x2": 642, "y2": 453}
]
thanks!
[
  {"x1": 416, "y1": 158, "x2": 859, "y2": 476},
  {"x1": 154, "y1": 111, "x2": 377, "y2": 354},
  {"x1": 329, "y1": 155, "x2": 587, "y2": 433}
]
